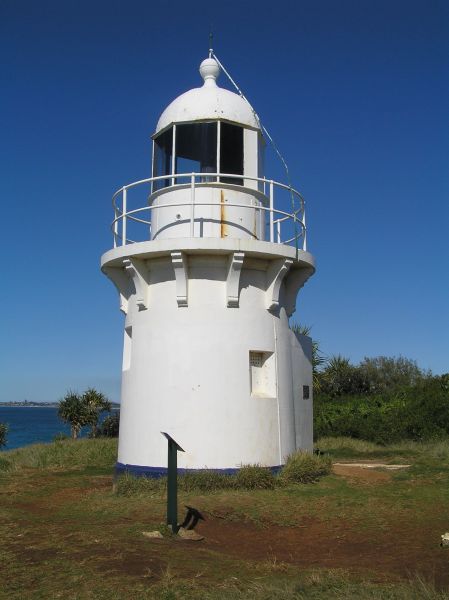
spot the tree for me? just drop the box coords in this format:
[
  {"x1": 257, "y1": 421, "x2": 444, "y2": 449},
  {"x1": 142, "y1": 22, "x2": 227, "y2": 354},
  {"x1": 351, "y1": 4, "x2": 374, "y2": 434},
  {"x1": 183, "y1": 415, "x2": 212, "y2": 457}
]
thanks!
[
  {"x1": 357, "y1": 356, "x2": 429, "y2": 394},
  {"x1": 0, "y1": 422, "x2": 8, "y2": 448},
  {"x1": 82, "y1": 388, "x2": 111, "y2": 438},
  {"x1": 99, "y1": 411, "x2": 120, "y2": 437},
  {"x1": 58, "y1": 391, "x2": 90, "y2": 439},
  {"x1": 319, "y1": 355, "x2": 369, "y2": 397}
]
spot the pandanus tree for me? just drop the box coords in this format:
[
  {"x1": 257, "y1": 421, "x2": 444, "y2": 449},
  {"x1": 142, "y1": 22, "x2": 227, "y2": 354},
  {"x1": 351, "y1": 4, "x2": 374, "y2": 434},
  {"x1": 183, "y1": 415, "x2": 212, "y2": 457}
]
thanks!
[
  {"x1": 58, "y1": 391, "x2": 91, "y2": 439},
  {"x1": 82, "y1": 388, "x2": 111, "y2": 438},
  {"x1": 58, "y1": 389, "x2": 111, "y2": 439}
]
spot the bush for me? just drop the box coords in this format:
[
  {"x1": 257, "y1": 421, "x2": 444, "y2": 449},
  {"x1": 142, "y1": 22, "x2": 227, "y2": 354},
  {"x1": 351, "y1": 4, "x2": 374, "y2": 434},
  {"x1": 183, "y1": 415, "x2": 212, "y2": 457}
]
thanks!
[
  {"x1": 279, "y1": 451, "x2": 332, "y2": 484},
  {"x1": 0, "y1": 422, "x2": 8, "y2": 448},
  {"x1": 99, "y1": 411, "x2": 120, "y2": 437},
  {"x1": 234, "y1": 464, "x2": 276, "y2": 489},
  {"x1": 53, "y1": 432, "x2": 69, "y2": 442},
  {"x1": 315, "y1": 377, "x2": 449, "y2": 444}
]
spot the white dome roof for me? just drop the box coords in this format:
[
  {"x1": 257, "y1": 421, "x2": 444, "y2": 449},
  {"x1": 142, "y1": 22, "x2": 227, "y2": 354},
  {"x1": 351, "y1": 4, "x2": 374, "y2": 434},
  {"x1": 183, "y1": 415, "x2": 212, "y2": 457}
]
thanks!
[{"x1": 155, "y1": 58, "x2": 260, "y2": 134}]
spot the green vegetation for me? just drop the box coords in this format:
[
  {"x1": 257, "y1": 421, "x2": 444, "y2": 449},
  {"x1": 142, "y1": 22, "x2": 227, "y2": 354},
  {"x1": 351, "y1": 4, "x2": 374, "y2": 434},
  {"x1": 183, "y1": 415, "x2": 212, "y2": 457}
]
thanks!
[
  {"x1": 0, "y1": 437, "x2": 117, "y2": 472},
  {"x1": 0, "y1": 421, "x2": 7, "y2": 447},
  {"x1": 314, "y1": 355, "x2": 449, "y2": 444},
  {"x1": 99, "y1": 410, "x2": 120, "y2": 437},
  {"x1": 58, "y1": 388, "x2": 111, "y2": 439},
  {"x1": 1, "y1": 436, "x2": 449, "y2": 599},
  {"x1": 279, "y1": 451, "x2": 332, "y2": 484},
  {"x1": 82, "y1": 387, "x2": 112, "y2": 437},
  {"x1": 116, "y1": 453, "x2": 332, "y2": 496}
]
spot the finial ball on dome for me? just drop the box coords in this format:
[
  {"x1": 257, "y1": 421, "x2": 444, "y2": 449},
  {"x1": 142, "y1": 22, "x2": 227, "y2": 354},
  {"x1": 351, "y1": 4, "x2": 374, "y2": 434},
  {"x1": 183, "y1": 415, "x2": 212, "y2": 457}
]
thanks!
[{"x1": 199, "y1": 58, "x2": 220, "y2": 86}]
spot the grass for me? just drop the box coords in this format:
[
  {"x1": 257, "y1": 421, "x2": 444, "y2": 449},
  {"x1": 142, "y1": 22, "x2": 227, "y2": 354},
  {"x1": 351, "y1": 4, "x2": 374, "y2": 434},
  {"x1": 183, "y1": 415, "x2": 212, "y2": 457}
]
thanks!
[
  {"x1": 137, "y1": 571, "x2": 449, "y2": 599},
  {"x1": 1, "y1": 436, "x2": 449, "y2": 599},
  {"x1": 116, "y1": 454, "x2": 332, "y2": 496},
  {"x1": 316, "y1": 436, "x2": 449, "y2": 462},
  {"x1": 0, "y1": 437, "x2": 117, "y2": 472}
]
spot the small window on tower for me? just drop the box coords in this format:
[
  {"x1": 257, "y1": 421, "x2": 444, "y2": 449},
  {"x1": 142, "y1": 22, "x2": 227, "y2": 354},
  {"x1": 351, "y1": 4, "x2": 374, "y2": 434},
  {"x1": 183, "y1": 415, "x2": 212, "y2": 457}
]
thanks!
[
  {"x1": 249, "y1": 351, "x2": 276, "y2": 397},
  {"x1": 220, "y1": 123, "x2": 243, "y2": 185}
]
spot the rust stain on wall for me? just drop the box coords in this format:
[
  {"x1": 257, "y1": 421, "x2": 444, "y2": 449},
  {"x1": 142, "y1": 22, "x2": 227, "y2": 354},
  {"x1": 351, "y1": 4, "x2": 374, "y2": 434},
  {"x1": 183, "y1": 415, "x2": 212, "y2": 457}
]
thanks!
[{"x1": 220, "y1": 190, "x2": 227, "y2": 238}]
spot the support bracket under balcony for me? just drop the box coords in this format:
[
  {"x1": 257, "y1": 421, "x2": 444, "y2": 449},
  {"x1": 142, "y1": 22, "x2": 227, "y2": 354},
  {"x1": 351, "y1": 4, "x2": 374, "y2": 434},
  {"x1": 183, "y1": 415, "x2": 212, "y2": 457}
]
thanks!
[
  {"x1": 171, "y1": 251, "x2": 188, "y2": 307},
  {"x1": 123, "y1": 258, "x2": 150, "y2": 310},
  {"x1": 102, "y1": 265, "x2": 133, "y2": 315},
  {"x1": 265, "y1": 258, "x2": 293, "y2": 311},
  {"x1": 284, "y1": 266, "x2": 315, "y2": 317},
  {"x1": 226, "y1": 252, "x2": 245, "y2": 308}
]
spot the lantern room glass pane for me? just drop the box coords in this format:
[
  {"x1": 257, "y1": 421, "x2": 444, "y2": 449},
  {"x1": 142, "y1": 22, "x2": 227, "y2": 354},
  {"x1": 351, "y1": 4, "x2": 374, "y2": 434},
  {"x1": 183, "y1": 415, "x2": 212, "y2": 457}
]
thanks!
[
  {"x1": 175, "y1": 122, "x2": 217, "y2": 181},
  {"x1": 220, "y1": 123, "x2": 243, "y2": 185},
  {"x1": 153, "y1": 127, "x2": 173, "y2": 190}
]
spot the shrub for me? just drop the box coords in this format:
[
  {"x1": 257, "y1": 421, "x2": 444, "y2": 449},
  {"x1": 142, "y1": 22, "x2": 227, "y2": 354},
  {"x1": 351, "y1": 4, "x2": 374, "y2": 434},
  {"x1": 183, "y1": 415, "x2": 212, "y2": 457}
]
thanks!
[
  {"x1": 234, "y1": 464, "x2": 276, "y2": 489},
  {"x1": 0, "y1": 422, "x2": 8, "y2": 448},
  {"x1": 53, "y1": 432, "x2": 69, "y2": 442},
  {"x1": 280, "y1": 451, "x2": 332, "y2": 484},
  {"x1": 99, "y1": 411, "x2": 120, "y2": 437},
  {"x1": 315, "y1": 376, "x2": 449, "y2": 444}
]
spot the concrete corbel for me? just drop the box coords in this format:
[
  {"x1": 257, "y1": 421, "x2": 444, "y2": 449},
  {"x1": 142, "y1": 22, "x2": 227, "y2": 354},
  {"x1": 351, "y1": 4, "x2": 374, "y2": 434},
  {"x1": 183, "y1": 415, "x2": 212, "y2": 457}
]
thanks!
[
  {"x1": 226, "y1": 252, "x2": 245, "y2": 307},
  {"x1": 101, "y1": 265, "x2": 133, "y2": 315},
  {"x1": 171, "y1": 251, "x2": 188, "y2": 307},
  {"x1": 123, "y1": 258, "x2": 150, "y2": 310},
  {"x1": 284, "y1": 266, "x2": 315, "y2": 317},
  {"x1": 265, "y1": 258, "x2": 293, "y2": 311}
]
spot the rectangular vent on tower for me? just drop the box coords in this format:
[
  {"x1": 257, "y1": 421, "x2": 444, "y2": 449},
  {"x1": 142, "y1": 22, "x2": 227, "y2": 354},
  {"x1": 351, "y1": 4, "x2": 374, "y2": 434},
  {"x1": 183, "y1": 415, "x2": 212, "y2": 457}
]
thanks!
[{"x1": 249, "y1": 351, "x2": 276, "y2": 398}]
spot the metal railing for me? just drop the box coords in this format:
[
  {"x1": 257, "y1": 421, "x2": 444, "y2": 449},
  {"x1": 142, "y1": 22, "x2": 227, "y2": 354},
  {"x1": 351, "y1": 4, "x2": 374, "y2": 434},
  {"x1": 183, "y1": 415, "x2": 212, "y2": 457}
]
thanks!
[{"x1": 110, "y1": 173, "x2": 307, "y2": 251}]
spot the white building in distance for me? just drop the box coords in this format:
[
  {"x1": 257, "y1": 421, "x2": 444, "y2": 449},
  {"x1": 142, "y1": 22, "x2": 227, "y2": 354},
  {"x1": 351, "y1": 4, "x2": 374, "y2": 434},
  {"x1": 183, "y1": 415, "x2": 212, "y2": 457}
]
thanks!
[{"x1": 101, "y1": 56, "x2": 315, "y2": 476}]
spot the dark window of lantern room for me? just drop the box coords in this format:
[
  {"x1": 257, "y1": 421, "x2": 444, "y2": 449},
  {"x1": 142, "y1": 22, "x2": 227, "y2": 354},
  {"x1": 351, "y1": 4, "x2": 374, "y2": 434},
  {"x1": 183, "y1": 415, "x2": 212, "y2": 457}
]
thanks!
[
  {"x1": 220, "y1": 123, "x2": 243, "y2": 185},
  {"x1": 153, "y1": 127, "x2": 173, "y2": 190},
  {"x1": 175, "y1": 122, "x2": 217, "y2": 181}
]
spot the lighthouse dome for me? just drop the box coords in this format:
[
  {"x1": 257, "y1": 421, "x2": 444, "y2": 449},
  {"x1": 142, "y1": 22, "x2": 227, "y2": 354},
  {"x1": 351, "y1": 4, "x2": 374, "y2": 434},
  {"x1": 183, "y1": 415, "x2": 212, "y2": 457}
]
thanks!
[{"x1": 155, "y1": 58, "x2": 260, "y2": 133}]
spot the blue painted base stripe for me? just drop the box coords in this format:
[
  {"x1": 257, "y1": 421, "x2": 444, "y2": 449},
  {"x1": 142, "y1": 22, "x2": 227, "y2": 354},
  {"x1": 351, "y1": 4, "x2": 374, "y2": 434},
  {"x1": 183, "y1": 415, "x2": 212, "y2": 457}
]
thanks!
[{"x1": 115, "y1": 462, "x2": 283, "y2": 478}]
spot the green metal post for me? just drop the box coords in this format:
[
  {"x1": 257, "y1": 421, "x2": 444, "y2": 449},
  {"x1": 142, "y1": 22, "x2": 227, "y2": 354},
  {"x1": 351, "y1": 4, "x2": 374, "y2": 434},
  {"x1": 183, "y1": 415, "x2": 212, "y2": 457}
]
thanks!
[
  {"x1": 161, "y1": 432, "x2": 184, "y2": 535},
  {"x1": 167, "y1": 439, "x2": 178, "y2": 533}
]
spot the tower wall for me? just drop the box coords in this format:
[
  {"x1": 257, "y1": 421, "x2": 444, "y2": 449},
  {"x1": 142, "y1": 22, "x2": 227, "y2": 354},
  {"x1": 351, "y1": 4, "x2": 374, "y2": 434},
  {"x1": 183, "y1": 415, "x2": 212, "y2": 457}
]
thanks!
[{"x1": 117, "y1": 255, "x2": 294, "y2": 470}]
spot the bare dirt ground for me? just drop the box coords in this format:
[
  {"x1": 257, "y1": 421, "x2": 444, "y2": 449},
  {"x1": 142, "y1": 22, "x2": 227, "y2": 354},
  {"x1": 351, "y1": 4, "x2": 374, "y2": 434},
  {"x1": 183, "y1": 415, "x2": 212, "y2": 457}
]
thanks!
[{"x1": 3, "y1": 465, "x2": 449, "y2": 595}]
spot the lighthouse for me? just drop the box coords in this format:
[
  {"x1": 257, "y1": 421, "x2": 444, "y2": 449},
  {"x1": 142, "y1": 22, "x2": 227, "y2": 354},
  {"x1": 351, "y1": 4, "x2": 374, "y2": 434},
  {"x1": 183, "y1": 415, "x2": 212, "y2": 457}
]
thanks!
[{"x1": 101, "y1": 56, "x2": 315, "y2": 476}]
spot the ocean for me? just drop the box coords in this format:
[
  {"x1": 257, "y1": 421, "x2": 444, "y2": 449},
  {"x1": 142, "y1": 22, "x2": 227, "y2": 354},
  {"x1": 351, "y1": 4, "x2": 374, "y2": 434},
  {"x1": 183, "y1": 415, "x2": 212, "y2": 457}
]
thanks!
[{"x1": 0, "y1": 407, "x2": 115, "y2": 450}]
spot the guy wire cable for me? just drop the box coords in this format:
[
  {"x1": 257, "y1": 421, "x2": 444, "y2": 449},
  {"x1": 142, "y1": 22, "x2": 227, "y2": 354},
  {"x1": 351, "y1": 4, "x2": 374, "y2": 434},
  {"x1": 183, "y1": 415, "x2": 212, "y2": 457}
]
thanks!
[{"x1": 211, "y1": 51, "x2": 302, "y2": 260}]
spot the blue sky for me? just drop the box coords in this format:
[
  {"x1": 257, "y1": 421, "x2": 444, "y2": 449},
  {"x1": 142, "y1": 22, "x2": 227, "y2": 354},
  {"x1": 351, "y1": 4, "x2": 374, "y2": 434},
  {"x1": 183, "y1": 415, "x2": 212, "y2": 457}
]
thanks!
[{"x1": 1, "y1": 0, "x2": 448, "y2": 403}]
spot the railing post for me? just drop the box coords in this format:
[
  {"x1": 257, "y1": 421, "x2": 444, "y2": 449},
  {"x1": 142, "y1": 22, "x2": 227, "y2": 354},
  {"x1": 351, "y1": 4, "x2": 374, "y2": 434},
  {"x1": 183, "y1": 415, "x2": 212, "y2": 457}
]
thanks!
[
  {"x1": 302, "y1": 209, "x2": 307, "y2": 252},
  {"x1": 122, "y1": 187, "x2": 127, "y2": 246},
  {"x1": 190, "y1": 173, "x2": 195, "y2": 237},
  {"x1": 276, "y1": 220, "x2": 281, "y2": 244},
  {"x1": 269, "y1": 180, "x2": 274, "y2": 243},
  {"x1": 113, "y1": 204, "x2": 118, "y2": 248}
]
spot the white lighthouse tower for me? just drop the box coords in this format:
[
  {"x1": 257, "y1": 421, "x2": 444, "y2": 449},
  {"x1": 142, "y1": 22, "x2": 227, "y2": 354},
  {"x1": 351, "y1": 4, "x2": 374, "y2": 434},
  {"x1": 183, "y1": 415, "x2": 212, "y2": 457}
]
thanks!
[{"x1": 101, "y1": 56, "x2": 315, "y2": 476}]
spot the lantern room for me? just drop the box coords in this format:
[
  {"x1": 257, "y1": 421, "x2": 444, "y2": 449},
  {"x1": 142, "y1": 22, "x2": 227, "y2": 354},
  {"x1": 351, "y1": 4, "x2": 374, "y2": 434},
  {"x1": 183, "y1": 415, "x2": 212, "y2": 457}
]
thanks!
[{"x1": 148, "y1": 58, "x2": 267, "y2": 241}]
